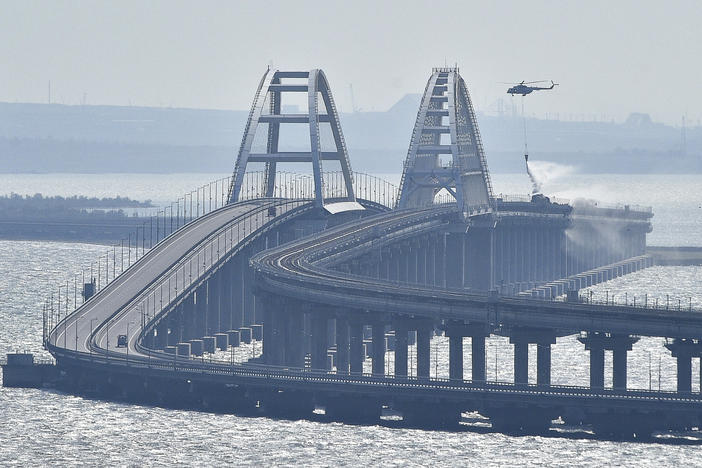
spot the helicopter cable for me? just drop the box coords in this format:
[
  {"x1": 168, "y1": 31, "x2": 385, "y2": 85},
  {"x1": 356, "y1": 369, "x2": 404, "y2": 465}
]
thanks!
[{"x1": 522, "y1": 96, "x2": 528, "y2": 159}]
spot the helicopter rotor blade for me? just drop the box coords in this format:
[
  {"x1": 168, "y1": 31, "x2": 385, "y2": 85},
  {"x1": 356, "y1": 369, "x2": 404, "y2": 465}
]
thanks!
[{"x1": 522, "y1": 80, "x2": 551, "y2": 84}]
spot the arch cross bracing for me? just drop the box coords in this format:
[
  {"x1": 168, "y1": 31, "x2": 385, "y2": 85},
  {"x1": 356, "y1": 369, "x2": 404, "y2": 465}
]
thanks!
[
  {"x1": 227, "y1": 68, "x2": 357, "y2": 209},
  {"x1": 397, "y1": 67, "x2": 494, "y2": 216}
]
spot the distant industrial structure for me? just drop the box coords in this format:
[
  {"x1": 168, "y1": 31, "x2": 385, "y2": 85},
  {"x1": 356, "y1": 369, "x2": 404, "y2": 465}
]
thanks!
[{"x1": 0, "y1": 93, "x2": 700, "y2": 174}]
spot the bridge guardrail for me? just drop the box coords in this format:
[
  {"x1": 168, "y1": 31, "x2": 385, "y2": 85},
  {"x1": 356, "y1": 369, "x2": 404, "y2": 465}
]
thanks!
[
  {"x1": 48, "y1": 344, "x2": 702, "y2": 405},
  {"x1": 44, "y1": 172, "x2": 402, "y2": 347}
]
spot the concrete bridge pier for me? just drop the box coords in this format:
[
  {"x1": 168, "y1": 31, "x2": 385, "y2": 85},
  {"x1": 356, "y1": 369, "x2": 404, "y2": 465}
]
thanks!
[
  {"x1": 242, "y1": 249, "x2": 256, "y2": 326},
  {"x1": 323, "y1": 395, "x2": 381, "y2": 424},
  {"x1": 371, "y1": 321, "x2": 386, "y2": 375},
  {"x1": 335, "y1": 315, "x2": 350, "y2": 373},
  {"x1": 262, "y1": 298, "x2": 285, "y2": 366},
  {"x1": 195, "y1": 284, "x2": 207, "y2": 338},
  {"x1": 393, "y1": 319, "x2": 409, "y2": 377},
  {"x1": 155, "y1": 320, "x2": 169, "y2": 349},
  {"x1": 349, "y1": 317, "x2": 364, "y2": 374},
  {"x1": 510, "y1": 329, "x2": 556, "y2": 386},
  {"x1": 434, "y1": 233, "x2": 446, "y2": 288},
  {"x1": 472, "y1": 334, "x2": 487, "y2": 382},
  {"x1": 220, "y1": 262, "x2": 234, "y2": 333},
  {"x1": 444, "y1": 320, "x2": 489, "y2": 381},
  {"x1": 416, "y1": 321, "x2": 432, "y2": 379},
  {"x1": 285, "y1": 310, "x2": 305, "y2": 368},
  {"x1": 181, "y1": 294, "x2": 196, "y2": 342},
  {"x1": 665, "y1": 338, "x2": 700, "y2": 393},
  {"x1": 311, "y1": 313, "x2": 329, "y2": 371},
  {"x1": 426, "y1": 235, "x2": 437, "y2": 286},
  {"x1": 464, "y1": 227, "x2": 493, "y2": 291},
  {"x1": 579, "y1": 332, "x2": 639, "y2": 390},
  {"x1": 398, "y1": 401, "x2": 462, "y2": 428},
  {"x1": 166, "y1": 314, "x2": 179, "y2": 347},
  {"x1": 445, "y1": 232, "x2": 463, "y2": 289},
  {"x1": 398, "y1": 244, "x2": 409, "y2": 283},
  {"x1": 206, "y1": 275, "x2": 220, "y2": 335},
  {"x1": 230, "y1": 256, "x2": 244, "y2": 330},
  {"x1": 415, "y1": 239, "x2": 427, "y2": 284},
  {"x1": 612, "y1": 335, "x2": 637, "y2": 391}
]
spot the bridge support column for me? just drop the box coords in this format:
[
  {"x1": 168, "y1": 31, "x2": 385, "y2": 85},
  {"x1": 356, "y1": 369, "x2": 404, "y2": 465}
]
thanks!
[
  {"x1": 206, "y1": 276, "x2": 220, "y2": 335},
  {"x1": 167, "y1": 314, "x2": 179, "y2": 346},
  {"x1": 335, "y1": 316, "x2": 350, "y2": 374},
  {"x1": 349, "y1": 318, "x2": 364, "y2": 374},
  {"x1": 181, "y1": 294, "x2": 196, "y2": 342},
  {"x1": 416, "y1": 323, "x2": 431, "y2": 379},
  {"x1": 285, "y1": 310, "x2": 305, "y2": 368},
  {"x1": 426, "y1": 237, "x2": 436, "y2": 286},
  {"x1": 536, "y1": 342, "x2": 551, "y2": 387},
  {"x1": 612, "y1": 335, "x2": 637, "y2": 390},
  {"x1": 231, "y1": 256, "x2": 244, "y2": 330},
  {"x1": 393, "y1": 319, "x2": 408, "y2": 377},
  {"x1": 445, "y1": 320, "x2": 468, "y2": 381},
  {"x1": 311, "y1": 314, "x2": 329, "y2": 371},
  {"x1": 445, "y1": 233, "x2": 463, "y2": 289},
  {"x1": 242, "y1": 253, "x2": 255, "y2": 326},
  {"x1": 262, "y1": 298, "x2": 284, "y2": 366},
  {"x1": 579, "y1": 332, "x2": 638, "y2": 390},
  {"x1": 195, "y1": 284, "x2": 207, "y2": 338},
  {"x1": 221, "y1": 262, "x2": 233, "y2": 333},
  {"x1": 155, "y1": 320, "x2": 169, "y2": 349},
  {"x1": 416, "y1": 242, "x2": 427, "y2": 285},
  {"x1": 371, "y1": 321, "x2": 386, "y2": 376},
  {"x1": 513, "y1": 341, "x2": 529, "y2": 385},
  {"x1": 396, "y1": 245, "x2": 407, "y2": 283},
  {"x1": 510, "y1": 328, "x2": 556, "y2": 386},
  {"x1": 262, "y1": 305, "x2": 273, "y2": 364},
  {"x1": 448, "y1": 335, "x2": 463, "y2": 381},
  {"x1": 472, "y1": 334, "x2": 486, "y2": 382},
  {"x1": 591, "y1": 345, "x2": 605, "y2": 389},
  {"x1": 665, "y1": 339, "x2": 699, "y2": 393}
]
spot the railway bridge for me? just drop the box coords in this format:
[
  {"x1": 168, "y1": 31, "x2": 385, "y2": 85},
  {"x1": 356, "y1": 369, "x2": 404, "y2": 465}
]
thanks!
[{"x1": 41, "y1": 67, "x2": 702, "y2": 439}]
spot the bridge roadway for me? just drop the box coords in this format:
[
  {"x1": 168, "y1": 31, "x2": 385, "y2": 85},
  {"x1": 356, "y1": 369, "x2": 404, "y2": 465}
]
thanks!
[
  {"x1": 252, "y1": 206, "x2": 702, "y2": 339},
  {"x1": 49, "y1": 198, "x2": 312, "y2": 359},
  {"x1": 47, "y1": 200, "x2": 702, "y2": 431}
]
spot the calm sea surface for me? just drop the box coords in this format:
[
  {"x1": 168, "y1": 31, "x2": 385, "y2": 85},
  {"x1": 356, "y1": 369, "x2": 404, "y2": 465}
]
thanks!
[{"x1": 1, "y1": 172, "x2": 701, "y2": 466}]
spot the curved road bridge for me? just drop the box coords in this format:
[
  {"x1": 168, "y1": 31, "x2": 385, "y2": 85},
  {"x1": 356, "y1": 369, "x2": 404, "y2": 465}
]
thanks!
[{"x1": 44, "y1": 67, "x2": 702, "y2": 439}]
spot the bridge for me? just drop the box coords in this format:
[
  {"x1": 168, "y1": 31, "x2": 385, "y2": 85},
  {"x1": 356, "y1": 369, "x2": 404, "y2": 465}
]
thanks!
[{"x1": 40, "y1": 67, "x2": 702, "y2": 439}]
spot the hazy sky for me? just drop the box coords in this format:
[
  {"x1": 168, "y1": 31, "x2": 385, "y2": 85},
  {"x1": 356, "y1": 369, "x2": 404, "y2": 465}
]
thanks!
[{"x1": 2, "y1": 0, "x2": 701, "y2": 125}]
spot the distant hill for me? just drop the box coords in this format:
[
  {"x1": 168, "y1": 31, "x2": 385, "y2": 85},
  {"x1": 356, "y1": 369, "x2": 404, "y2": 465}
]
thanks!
[{"x1": 0, "y1": 100, "x2": 700, "y2": 174}]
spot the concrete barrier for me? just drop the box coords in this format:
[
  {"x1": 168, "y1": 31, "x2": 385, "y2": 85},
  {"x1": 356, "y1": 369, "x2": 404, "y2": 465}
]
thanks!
[
  {"x1": 250, "y1": 324, "x2": 263, "y2": 341},
  {"x1": 203, "y1": 336, "x2": 216, "y2": 354},
  {"x1": 214, "y1": 333, "x2": 229, "y2": 351},
  {"x1": 177, "y1": 342, "x2": 191, "y2": 358},
  {"x1": 189, "y1": 339, "x2": 204, "y2": 356},
  {"x1": 227, "y1": 330, "x2": 241, "y2": 347},
  {"x1": 239, "y1": 327, "x2": 252, "y2": 344}
]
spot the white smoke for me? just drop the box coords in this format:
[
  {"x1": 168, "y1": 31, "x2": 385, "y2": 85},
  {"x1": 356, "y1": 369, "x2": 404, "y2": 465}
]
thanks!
[
  {"x1": 527, "y1": 161, "x2": 576, "y2": 187},
  {"x1": 525, "y1": 159, "x2": 542, "y2": 194}
]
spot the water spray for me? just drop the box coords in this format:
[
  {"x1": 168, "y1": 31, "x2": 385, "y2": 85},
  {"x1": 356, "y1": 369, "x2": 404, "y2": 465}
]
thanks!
[
  {"x1": 522, "y1": 97, "x2": 542, "y2": 194},
  {"x1": 525, "y1": 154, "x2": 542, "y2": 194}
]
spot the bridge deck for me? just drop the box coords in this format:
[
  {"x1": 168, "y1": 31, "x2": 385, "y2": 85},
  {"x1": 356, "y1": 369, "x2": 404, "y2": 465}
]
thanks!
[{"x1": 49, "y1": 199, "x2": 310, "y2": 359}]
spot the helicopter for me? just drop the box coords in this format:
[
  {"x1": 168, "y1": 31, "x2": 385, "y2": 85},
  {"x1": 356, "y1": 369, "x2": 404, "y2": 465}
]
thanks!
[{"x1": 505, "y1": 80, "x2": 558, "y2": 96}]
